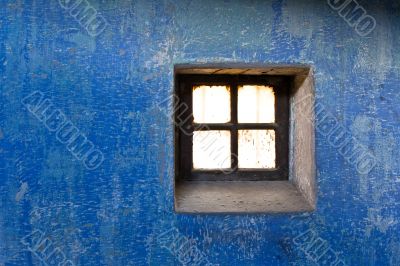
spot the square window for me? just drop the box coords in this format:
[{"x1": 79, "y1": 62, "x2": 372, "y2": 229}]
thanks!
[{"x1": 175, "y1": 75, "x2": 289, "y2": 181}]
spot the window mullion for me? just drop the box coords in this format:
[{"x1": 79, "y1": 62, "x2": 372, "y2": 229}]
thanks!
[{"x1": 231, "y1": 81, "x2": 238, "y2": 171}]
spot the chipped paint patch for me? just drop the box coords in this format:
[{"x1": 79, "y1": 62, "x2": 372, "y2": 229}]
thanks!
[{"x1": 15, "y1": 182, "x2": 28, "y2": 202}]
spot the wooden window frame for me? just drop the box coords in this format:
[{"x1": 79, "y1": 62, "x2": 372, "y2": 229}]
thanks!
[{"x1": 175, "y1": 74, "x2": 290, "y2": 181}]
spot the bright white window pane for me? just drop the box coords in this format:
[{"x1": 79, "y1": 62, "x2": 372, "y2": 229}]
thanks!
[
  {"x1": 193, "y1": 130, "x2": 231, "y2": 169},
  {"x1": 193, "y1": 86, "x2": 230, "y2": 123},
  {"x1": 238, "y1": 85, "x2": 275, "y2": 123},
  {"x1": 238, "y1": 130, "x2": 275, "y2": 168}
]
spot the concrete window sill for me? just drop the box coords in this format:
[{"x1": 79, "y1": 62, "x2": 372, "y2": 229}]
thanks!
[{"x1": 175, "y1": 181, "x2": 314, "y2": 213}]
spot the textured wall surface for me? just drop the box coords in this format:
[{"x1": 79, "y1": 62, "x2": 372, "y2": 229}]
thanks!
[{"x1": 1, "y1": 0, "x2": 399, "y2": 265}]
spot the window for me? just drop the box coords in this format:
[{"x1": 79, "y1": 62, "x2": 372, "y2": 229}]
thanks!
[
  {"x1": 174, "y1": 65, "x2": 316, "y2": 214},
  {"x1": 175, "y1": 75, "x2": 289, "y2": 181}
]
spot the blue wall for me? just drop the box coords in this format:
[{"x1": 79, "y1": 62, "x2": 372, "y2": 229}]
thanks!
[{"x1": 1, "y1": 0, "x2": 399, "y2": 265}]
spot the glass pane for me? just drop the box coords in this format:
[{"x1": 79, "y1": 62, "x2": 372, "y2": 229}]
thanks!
[
  {"x1": 238, "y1": 85, "x2": 275, "y2": 123},
  {"x1": 193, "y1": 130, "x2": 231, "y2": 169},
  {"x1": 193, "y1": 86, "x2": 230, "y2": 123},
  {"x1": 238, "y1": 130, "x2": 275, "y2": 168}
]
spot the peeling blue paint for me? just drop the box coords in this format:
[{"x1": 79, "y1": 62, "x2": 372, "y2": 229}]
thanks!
[{"x1": 0, "y1": 0, "x2": 399, "y2": 265}]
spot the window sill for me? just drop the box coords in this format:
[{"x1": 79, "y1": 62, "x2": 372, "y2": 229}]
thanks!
[{"x1": 175, "y1": 181, "x2": 314, "y2": 214}]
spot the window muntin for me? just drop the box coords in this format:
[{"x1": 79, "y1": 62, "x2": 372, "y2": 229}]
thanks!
[{"x1": 176, "y1": 75, "x2": 289, "y2": 181}]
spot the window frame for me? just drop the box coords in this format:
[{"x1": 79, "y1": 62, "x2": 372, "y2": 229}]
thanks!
[{"x1": 175, "y1": 74, "x2": 290, "y2": 181}]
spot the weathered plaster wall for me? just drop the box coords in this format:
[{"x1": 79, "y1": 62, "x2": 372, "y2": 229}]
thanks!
[{"x1": 0, "y1": 0, "x2": 399, "y2": 265}]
